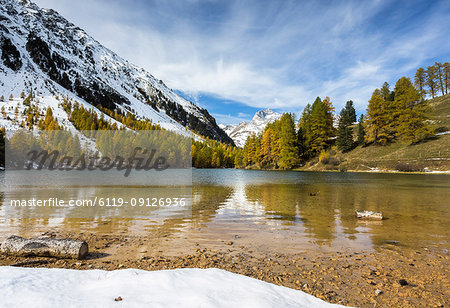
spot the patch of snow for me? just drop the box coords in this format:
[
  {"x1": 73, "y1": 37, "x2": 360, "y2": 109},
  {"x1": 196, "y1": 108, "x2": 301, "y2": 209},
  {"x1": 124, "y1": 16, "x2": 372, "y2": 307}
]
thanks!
[
  {"x1": 0, "y1": 267, "x2": 344, "y2": 308},
  {"x1": 0, "y1": 0, "x2": 212, "y2": 142},
  {"x1": 423, "y1": 168, "x2": 450, "y2": 174},
  {"x1": 223, "y1": 109, "x2": 281, "y2": 148}
]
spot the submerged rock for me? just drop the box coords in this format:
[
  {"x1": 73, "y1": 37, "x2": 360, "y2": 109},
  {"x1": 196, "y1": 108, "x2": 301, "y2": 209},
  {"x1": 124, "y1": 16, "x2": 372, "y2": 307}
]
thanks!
[{"x1": 355, "y1": 210, "x2": 383, "y2": 220}]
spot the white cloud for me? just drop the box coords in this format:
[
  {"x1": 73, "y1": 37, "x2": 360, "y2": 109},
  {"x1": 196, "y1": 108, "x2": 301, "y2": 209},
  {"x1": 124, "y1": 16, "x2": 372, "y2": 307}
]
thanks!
[
  {"x1": 33, "y1": 0, "x2": 450, "y2": 115},
  {"x1": 212, "y1": 113, "x2": 248, "y2": 126},
  {"x1": 237, "y1": 112, "x2": 250, "y2": 118}
]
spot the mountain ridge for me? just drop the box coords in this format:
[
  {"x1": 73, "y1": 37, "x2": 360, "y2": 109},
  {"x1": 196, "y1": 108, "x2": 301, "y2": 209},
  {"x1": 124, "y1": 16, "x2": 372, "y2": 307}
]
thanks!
[
  {"x1": 0, "y1": 0, "x2": 234, "y2": 144},
  {"x1": 220, "y1": 108, "x2": 281, "y2": 147}
]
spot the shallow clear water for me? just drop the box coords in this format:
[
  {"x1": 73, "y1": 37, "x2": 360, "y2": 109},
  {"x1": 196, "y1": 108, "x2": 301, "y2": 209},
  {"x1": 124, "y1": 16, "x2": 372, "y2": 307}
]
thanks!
[{"x1": 1, "y1": 169, "x2": 449, "y2": 251}]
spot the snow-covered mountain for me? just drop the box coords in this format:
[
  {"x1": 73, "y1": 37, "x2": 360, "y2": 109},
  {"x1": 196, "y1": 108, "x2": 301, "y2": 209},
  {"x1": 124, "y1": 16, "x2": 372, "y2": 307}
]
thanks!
[
  {"x1": 0, "y1": 0, "x2": 233, "y2": 144},
  {"x1": 220, "y1": 109, "x2": 281, "y2": 148}
]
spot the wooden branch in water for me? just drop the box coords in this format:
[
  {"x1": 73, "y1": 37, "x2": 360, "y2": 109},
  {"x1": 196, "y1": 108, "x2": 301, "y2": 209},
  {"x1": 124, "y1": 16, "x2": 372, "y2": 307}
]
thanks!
[{"x1": 0, "y1": 235, "x2": 88, "y2": 259}]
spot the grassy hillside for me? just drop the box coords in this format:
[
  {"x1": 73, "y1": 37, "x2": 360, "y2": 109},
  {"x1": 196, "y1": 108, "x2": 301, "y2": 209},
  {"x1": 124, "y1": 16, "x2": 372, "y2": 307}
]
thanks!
[{"x1": 301, "y1": 94, "x2": 450, "y2": 172}]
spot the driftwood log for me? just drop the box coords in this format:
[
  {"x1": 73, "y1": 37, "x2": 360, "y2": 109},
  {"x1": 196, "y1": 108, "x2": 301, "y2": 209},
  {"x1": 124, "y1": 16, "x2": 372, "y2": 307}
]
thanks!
[
  {"x1": 355, "y1": 210, "x2": 383, "y2": 220},
  {"x1": 0, "y1": 235, "x2": 88, "y2": 259}
]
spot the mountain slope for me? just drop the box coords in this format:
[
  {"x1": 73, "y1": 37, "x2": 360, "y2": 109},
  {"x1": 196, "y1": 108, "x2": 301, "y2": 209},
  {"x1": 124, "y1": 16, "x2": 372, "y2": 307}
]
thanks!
[
  {"x1": 0, "y1": 0, "x2": 233, "y2": 144},
  {"x1": 221, "y1": 109, "x2": 281, "y2": 147},
  {"x1": 301, "y1": 94, "x2": 450, "y2": 172}
]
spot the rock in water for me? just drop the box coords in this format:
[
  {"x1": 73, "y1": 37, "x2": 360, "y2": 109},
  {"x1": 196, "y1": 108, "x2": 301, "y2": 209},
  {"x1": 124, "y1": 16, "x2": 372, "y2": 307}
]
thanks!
[
  {"x1": 355, "y1": 210, "x2": 383, "y2": 220},
  {"x1": 0, "y1": 235, "x2": 88, "y2": 259}
]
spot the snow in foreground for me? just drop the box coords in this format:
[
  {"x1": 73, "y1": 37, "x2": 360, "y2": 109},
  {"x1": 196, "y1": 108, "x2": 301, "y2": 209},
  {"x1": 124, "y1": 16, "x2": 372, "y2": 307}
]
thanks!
[{"x1": 0, "y1": 267, "x2": 345, "y2": 308}]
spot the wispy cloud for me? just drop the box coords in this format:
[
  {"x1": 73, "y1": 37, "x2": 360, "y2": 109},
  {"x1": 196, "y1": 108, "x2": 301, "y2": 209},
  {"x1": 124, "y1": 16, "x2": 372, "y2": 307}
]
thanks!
[
  {"x1": 34, "y1": 0, "x2": 450, "y2": 116},
  {"x1": 212, "y1": 113, "x2": 248, "y2": 126}
]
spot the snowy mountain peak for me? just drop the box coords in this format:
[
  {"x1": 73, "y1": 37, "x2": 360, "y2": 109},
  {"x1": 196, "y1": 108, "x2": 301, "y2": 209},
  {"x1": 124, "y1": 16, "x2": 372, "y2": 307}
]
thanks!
[
  {"x1": 253, "y1": 109, "x2": 278, "y2": 121},
  {"x1": 0, "y1": 0, "x2": 234, "y2": 144},
  {"x1": 222, "y1": 109, "x2": 281, "y2": 148}
]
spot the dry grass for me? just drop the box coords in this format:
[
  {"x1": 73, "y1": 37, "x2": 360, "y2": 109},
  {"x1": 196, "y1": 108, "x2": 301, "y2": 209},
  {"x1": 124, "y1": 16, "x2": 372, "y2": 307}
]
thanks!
[{"x1": 301, "y1": 94, "x2": 450, "y2": 172}]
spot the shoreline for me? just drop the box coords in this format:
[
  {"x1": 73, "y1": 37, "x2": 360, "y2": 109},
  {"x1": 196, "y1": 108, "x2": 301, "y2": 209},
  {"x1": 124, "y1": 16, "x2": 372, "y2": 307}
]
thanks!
[
  {"x1": 1, "y1": 166, "x2": 449, "y2": 175},
  {"x1": 0, "y1": 231, "x2": 448, "y2": 307},
  {"x1": 199, "y1": 167, "x2": 450, "y2": 175}
]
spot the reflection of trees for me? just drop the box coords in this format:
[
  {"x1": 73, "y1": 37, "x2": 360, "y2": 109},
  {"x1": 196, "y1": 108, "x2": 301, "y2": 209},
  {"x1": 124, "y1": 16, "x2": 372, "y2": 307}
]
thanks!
[
  {"x1": 1, "y1": 184, "x2": 233, "y2": 238},
  {"x1": 190, "y1": 185, "x2": 234, "y2": 227},
  {"x1": 245, "y1": 183, "x2": 337, "y2": 243},
  {"x1": 353, "y1": 180, "x2": 450, "y2": 249},
  {"x1": 296, "y1": 186, "x2": 336, "y2": 244},
  {"x1": 3, "y1": 171, "x2": 449, "y2": 251},
  {"x1": 245, "y1": 184, "x2": 299, "y2": 222}
]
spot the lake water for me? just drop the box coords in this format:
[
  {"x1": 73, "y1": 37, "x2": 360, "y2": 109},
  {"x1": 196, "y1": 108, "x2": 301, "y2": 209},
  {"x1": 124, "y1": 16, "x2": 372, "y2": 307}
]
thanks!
[{"x1": 0, "y1": 169, "x2": 449, "y2": 252}]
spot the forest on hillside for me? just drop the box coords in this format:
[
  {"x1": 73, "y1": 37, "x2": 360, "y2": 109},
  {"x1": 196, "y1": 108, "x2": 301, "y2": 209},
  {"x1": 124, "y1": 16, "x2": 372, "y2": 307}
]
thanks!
[
  {"x1": 0, "y1": 61, "x2": 449, "y2": 170},
  {"x1": 237, "y1": 61, "x2": 449, "y2": 170}
]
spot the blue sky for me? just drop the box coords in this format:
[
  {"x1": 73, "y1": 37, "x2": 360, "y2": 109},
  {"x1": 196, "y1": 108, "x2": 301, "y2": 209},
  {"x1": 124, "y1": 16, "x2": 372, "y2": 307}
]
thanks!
[{"x1": 34, "y1": 0, "x2": 450, "y2": 124}]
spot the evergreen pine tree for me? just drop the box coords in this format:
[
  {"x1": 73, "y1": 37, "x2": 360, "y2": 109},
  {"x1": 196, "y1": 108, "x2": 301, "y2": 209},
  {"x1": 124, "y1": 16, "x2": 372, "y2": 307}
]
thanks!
[
  {"x1": 336, "y1": 101, "x2": 356, "y2": 152},
  {"x1": 298, "y1": 103, "x2": 312, "y2": 158},
  {"x1": 296, "y1": 126, "x2": 307, "y2": 161},
  {"x1": 308, "y1": 97, "x2": 335, "y2": 154}
]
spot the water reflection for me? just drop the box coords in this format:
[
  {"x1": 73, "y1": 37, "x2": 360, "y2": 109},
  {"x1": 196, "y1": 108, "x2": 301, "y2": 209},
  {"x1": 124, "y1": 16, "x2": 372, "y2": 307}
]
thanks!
[{"x1": 0, "y1": 170, "x2": 449, "y2": 251}]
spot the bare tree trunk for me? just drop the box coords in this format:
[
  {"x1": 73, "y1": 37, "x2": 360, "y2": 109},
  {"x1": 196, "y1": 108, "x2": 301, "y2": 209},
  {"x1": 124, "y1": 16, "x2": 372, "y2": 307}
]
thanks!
[{"x1": 1, "y1": 235, "x2": 88, "y2": 259}]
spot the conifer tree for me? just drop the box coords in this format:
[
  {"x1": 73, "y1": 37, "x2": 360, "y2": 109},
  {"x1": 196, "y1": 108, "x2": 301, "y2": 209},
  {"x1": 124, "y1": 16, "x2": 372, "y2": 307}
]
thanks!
[
  {"x1": 0, "y1": 127, "x2": 4, "y2": 167},
  {"x1": 243, "y1": 135, "x2": 257, "y2": 166},
  {"x1": 426, "y1": 65, "x2": 438, "y2": 98},
  {"x1": 261, "y1": 127, "x2": 274, "y2": 167},
  {"x1": 298, "y1": 103, "x2": 312, "y2": 158},
  {"x1": 234, "y1": 152, "x2": 244, "y2": 168},
  {"x1": 308, "y1": 97, "x2": 334, "y2": 154},
  {"x1": 393, "y1": 77, "x2": 431, "y2": 143},
  {"x1": 0, "y1": 95, "x2": 4, "y2": 102},
  {"x1": 364, "y1": 89, "x2": 393, "y2": 144},
  {"x1": 414, "y1": 67, "x2": 426, "y2": 97},
  {"x1": 69, "y1": 134, "x2": 82, "y2": 157},
  {"x1": 340, "y1": 100, "x2": 356, "y2": 124},
  {"x1": 211, "y1": 151, "x2": 220, "y2": 168},
  {"x1": 357, "y1": 114, "x2": 365, "y2": 145},
  {"x1": 443, "y1": 62, "x2": 450, "y2": 95},
  {"x1": 278, "y1": 113, "x2": 299, "y2": 169},
  {"x1": 435, "y1": 62, "x2": 445, "y2": 96},
  {"x1": 296, "y1": 126, "x2": 307, "y2": 160},
  {"x1": 336, "y1": 101, "x2": 356, "y2": 152},
  {"x1": 322, "y1": 97, "x2": 335, "y2": 130},
  {"x1": 380, "y1": 82, "x2": 394, "y2": 101},
  {"x1": 44, "y1": 107, "x2": 54, "y2": 128}
]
